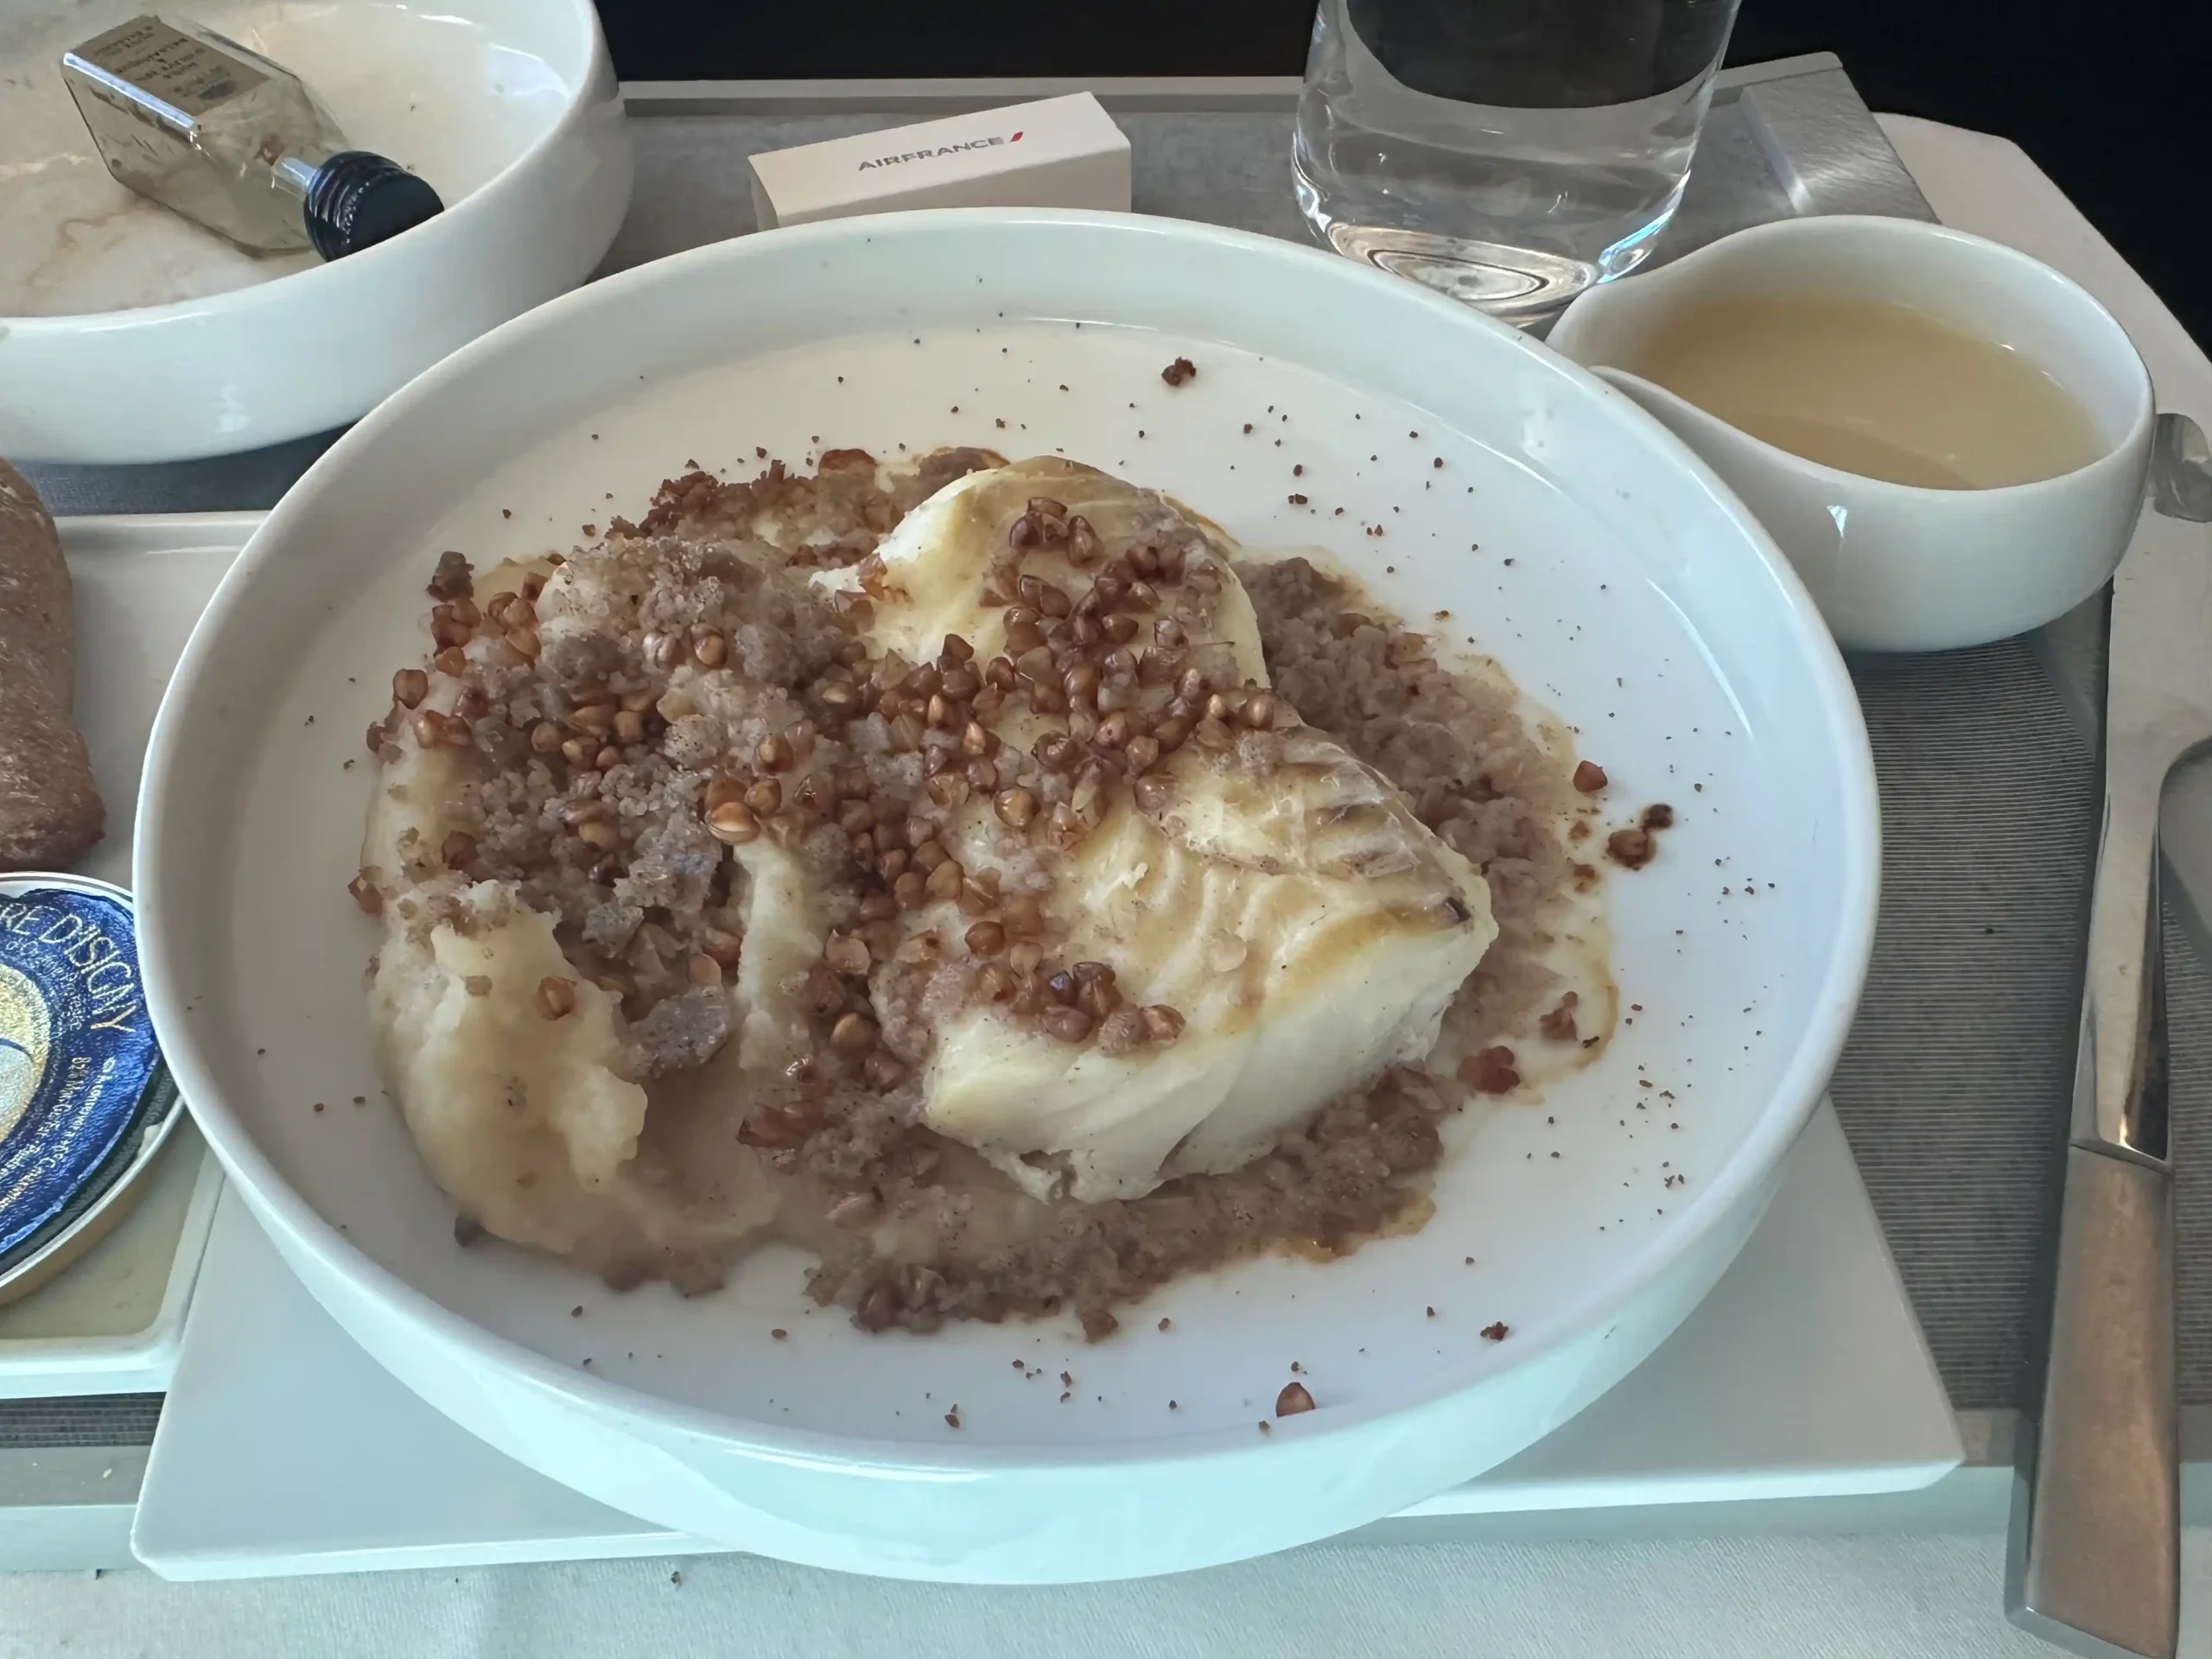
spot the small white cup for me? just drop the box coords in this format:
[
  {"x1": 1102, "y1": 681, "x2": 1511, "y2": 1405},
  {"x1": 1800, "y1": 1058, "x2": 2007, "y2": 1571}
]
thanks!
[{"x1": 1548, "y1": 216, "x2": 2155, "y2": 653}]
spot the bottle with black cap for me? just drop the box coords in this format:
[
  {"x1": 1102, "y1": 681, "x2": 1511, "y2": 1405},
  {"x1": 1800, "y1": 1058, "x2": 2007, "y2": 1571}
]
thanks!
[{"x1": 61, "y1": 14, "x2": 443, "y2": 260}]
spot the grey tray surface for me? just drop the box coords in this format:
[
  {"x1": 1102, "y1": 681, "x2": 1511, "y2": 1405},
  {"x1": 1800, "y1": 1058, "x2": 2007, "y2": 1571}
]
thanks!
[{"x1": 11, "y1": 60, "x2": 2194, "y2": 1461}]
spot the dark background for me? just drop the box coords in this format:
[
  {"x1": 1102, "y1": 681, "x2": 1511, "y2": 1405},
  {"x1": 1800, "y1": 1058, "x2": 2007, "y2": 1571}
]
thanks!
[{"x1": 595, "y1": 0, "x2": 2210, "y2": 347}]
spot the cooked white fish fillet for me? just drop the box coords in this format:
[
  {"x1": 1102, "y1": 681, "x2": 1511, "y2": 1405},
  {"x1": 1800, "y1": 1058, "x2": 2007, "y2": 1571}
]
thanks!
[
  {"x1": 822, "y1": 458, "x2": 1497, "y2": 1202},
  {"x1": 365, "y1": 454, "x2": 1497, "y2": 1265},
  {"x1": 842, "y1": 456, "x2": 1270, "y2": 677}
]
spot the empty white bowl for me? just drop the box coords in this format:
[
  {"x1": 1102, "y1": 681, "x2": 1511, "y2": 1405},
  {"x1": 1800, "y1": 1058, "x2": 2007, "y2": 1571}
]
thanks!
[{"x1": 0, "y1": 0, "x2": 632, "y2": 465}]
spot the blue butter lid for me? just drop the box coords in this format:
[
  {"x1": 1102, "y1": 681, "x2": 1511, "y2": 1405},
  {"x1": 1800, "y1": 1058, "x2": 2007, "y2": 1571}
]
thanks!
[{"x1": 0, "y1": 876, "x2": 175, "y2": 1279}]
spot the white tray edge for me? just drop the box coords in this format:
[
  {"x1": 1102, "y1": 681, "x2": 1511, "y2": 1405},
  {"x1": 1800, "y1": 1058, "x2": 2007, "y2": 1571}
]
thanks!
[{"x1": 0, "y1": 1133, "x2": 224, "y2": 1400}]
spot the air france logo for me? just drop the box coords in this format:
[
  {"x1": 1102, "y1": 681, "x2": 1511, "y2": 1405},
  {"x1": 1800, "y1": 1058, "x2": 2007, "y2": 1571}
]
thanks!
[{"x1": 859, "y1": 131, "x2": 1024, "y2": 171}]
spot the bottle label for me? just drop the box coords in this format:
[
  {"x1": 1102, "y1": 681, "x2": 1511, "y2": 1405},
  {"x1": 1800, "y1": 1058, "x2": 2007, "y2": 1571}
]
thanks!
[
  {"x1": 61, "y1": 15, "x2": 328, "y2": 255},
  {"x1": 70, "y1": 16, "x2": 266, "y2": 117}
]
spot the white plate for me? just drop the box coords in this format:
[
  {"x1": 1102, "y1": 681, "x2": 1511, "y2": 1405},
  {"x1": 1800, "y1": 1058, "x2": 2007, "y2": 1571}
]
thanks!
[
  {"x1": 131, "y1": 1105, "x2": 1961, "y2": 1580},
  {"x1": 133, "y1": 210, "x2": 1878, "y2": 1581},
  {"x1": 0, "y1": 0, "x2": 632, "y2": 464}
]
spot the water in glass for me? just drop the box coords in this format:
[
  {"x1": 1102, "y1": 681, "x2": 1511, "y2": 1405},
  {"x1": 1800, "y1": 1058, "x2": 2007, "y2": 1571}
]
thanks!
[{"x1": 1294, "y1": 0, "x2": 1745, "y2": 323}]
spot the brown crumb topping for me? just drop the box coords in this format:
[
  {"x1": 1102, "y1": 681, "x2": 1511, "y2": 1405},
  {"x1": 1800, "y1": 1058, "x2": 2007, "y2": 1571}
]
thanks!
[
  {"x1": 365, "y1": 451, "x2": 1603, "y2": 1339},
  {"x1": 1458, "y1": 1046, "x2": 1520, "y2": 1095},
  {"x1": 1246, "y1": 557, "x2": 1581, "y2": 1050},
  {"x1": 810, "y1": 1065, "x2": 1450, "y2": 1337},
  {"x1": 1608, "y1": 803, "x2": 1675, "y2": 869}
]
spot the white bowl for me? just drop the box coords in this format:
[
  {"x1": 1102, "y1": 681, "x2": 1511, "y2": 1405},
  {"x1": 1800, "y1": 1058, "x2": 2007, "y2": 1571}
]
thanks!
[
  {"x1": 0, "y1": 0, "x2": 631, "y2": 465},
  {"x1": 136, "y1": 210, "x2": 1878, "y2": 1581},
  {"x1": 1548, "y1": 217, "x2": 2156, "y2": 653}
]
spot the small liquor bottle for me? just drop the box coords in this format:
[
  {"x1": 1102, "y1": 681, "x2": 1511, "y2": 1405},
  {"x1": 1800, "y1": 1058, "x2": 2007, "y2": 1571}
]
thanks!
[{"x1": 61, "y1": 14, "x2": 442, "y2": 260}]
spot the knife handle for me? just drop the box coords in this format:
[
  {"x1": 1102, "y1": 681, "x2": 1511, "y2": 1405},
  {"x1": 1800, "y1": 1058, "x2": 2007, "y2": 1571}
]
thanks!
[{"x1": 2008, "y1": 1143, "x2": 2179, "y2": 1658}]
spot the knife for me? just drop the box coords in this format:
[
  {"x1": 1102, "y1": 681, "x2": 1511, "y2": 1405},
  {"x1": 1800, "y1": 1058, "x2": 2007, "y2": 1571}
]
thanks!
[{"x1": 2008, "y1": 411, "x2": 2212, "y2": 1659}]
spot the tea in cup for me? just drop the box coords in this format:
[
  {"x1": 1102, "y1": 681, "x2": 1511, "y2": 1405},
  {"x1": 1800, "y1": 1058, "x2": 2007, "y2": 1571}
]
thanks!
[{"x1": 1548, "y1": 216, "x2": 2154, "y2": 652}]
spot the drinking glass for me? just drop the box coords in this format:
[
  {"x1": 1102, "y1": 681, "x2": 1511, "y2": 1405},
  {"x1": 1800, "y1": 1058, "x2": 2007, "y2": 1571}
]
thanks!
[{"x1": 1294, "y1": 0, "x2": 1745, "y2": 323}]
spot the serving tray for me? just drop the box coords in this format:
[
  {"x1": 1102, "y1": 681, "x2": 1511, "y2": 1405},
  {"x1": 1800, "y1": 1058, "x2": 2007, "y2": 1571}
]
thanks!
[{"x1": 10, "y1": 55, "x2": 2212, "y2": 1570}]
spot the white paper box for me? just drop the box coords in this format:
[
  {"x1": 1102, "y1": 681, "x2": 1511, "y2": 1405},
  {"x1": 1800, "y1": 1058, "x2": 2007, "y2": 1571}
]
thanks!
[{"x1": 747, "y1": 93, "x2": 1131, "y2": 228}]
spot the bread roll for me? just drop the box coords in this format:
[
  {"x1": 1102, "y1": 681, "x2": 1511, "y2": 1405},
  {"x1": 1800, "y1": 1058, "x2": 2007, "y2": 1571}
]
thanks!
[{"x1": 0, "y1": 458, "x2": 103, "y2": 870}]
